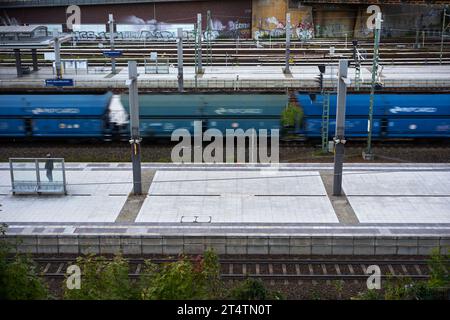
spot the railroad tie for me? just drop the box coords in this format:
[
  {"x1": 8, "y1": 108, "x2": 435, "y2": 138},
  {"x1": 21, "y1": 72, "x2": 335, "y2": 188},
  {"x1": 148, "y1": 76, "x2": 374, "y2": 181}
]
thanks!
[
  {"x1": 322, "y1": 264, "x2": 330, "y2": 285},
  {"x1": 308, "y1": 264, "x2": 317, "y2": 285},
  {"x1": 268, "y1": 263, "x2": 275, "y2": 285},
  {"x1": 401, "y1": 264, "x2": 408, "y2": 275},
  {"x1": 295, "y1": 264, "x2": 302, "y2": 285},
  {"x1": 228, "y1": 263, "x2": 233, "y2": 276},
  {"x1": 135, "y1": 263, "x2": 142, "y2": 276},
  {"x1": 414, "y1": 264, "x2": 423, "y2": 275},
  {"x1": 347, "y1": 264, "x2": 358, "y2": 284},
  {"x1": 388, "y1": 264, "x2": 396, "y2": 276},
  {"x1": 282, "y1": 263, "x2": 288, "y2": 285},
  {"x1": 42, "y1": 263, "x2": 51, "y2": 274}
]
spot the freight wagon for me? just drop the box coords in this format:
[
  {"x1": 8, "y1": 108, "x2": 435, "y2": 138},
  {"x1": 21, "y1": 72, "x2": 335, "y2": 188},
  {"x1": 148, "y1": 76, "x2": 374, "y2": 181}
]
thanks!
[{"x1": 295, "y1": 93, "x2": 450, "y2": 139}]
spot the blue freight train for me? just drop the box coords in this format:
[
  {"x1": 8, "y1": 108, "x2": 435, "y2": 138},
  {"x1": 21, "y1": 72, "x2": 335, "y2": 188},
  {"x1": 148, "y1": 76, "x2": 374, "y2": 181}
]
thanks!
[
  {"x1": 0, "y1": 92, "x2": 448, "y2": 140},
  {"x1": 0, "y1": 92, "x2": 114, "y2": 139},
  {"x1": 295, "y1": 93, "x2": 450, "y2": 139}
]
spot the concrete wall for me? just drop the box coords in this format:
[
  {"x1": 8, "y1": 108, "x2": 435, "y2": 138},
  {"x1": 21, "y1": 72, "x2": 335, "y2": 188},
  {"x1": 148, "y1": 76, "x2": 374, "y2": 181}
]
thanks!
[
  {"x1": 252, "y1": 0, "x2": 313, "y2": 39},
  {"x1": 252, "y1": 1, "x2": 444, "y2": 39},
  {"x1": 0, "y1": 0, "x2": 445, "y2": 39},
  {"x1": 3, "y1": 235, "x2": 449, "y2": 256},
  {"x1": 0, "y1": 1, "x2": 252, "y2": 36}
]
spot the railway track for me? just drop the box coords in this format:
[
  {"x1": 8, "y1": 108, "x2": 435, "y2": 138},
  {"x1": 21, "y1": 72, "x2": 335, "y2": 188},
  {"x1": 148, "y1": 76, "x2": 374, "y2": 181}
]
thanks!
[
  {"x1": 1, "y1": 38, "x2": 449, "y2": 67},
  {"x1": 29, "y1": 257, "x2": 436, "y2": 281}
]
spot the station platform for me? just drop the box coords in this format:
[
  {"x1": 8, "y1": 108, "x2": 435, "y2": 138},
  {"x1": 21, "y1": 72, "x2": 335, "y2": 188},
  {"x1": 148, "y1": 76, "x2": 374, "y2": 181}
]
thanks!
[
  {"x1": 1, "y1": 163, "x2": 449, "y2": 255},
  {"x1": 1, "y1": 65, "x2": 450, "y2": 91}
]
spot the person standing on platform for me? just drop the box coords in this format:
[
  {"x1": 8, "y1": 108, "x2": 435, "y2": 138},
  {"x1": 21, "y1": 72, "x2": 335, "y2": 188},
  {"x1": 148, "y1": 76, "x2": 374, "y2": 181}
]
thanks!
[{"x1": 45, "y1": 153, "x2": 54, "y2": 182}]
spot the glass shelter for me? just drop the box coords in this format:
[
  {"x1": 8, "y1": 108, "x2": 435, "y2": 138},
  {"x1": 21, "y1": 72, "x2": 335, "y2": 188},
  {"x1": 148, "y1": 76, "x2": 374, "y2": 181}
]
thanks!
[{"x1": 9, "y1": 158, "x2": 67, "y2": 195}]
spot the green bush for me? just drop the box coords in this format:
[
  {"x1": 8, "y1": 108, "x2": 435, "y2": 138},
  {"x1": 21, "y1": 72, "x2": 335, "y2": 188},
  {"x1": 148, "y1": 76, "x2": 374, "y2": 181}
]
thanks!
[
  {"x1": 229, "y1": 278, "x2": 283, "y2": 300},
  {"x1": 141, "y1": 249, "x2": 223, "y2": 300},
  {"x1": 64, "y1": 255, "x2": 136, "y2": 300},
  {"x1": 352, "y1": 289, "x2": 382, "y2": 300},
  {"x1": 141, "y1": 257, "x2": 207, "y2": 300},
  {"x1": 0, "y1": 236, "x2": 49, "y2": 300},
  {"x1": 354, "y1": 249, "x2": 450, "y2": 300},
  {"x1": 281, "y1": 103, "x2": 303, "y2": 128},
  {"x1": 427, "y1": 248, "x2": 450, "y2": 289}
]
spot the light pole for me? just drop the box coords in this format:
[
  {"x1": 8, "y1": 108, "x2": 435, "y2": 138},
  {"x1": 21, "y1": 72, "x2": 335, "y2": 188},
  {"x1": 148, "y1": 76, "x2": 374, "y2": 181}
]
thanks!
[
  {"x1": 440, "y1": 6, "x2": 450, "y2": 65},
  {"x1": 127, "y1": 61, "x2": 142, "y2": 195},
  {"x1": 54, "y1": 37, "x2": 62, "y2": 79},
  {"x1": 108, "y1": 14, "x2": 116, "y2": 74},
  {"x1": 283, "y1": 13, "x2": 291, "y2": 74},
  {"x1": 177, "y1": 28, "x2": 184, "y2": 92},
  {"x1": 196, "y1": 13, "x2": 203, "y2": 74},
  {"x1": 363, "y1": 12, "x2": 382, "y2": 161},
  {"x1": 333, "y1": 59, "x2": 350, "y2": 196}
]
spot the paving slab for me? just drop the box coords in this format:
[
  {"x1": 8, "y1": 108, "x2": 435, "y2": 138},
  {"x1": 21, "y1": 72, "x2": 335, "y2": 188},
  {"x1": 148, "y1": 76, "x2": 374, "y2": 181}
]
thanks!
[
  {"x1": 342, "y1": 171, "x2": 450, "y2": 196},
  {"x1": 0, "y1": 170, "x2": 132, "y2": 222},
  {"x1": 136, "y1": 170, "x2": 337, "y2": 223},
  {"x1": 347, "y1": 196, "x2": 450, "y2": 224}
]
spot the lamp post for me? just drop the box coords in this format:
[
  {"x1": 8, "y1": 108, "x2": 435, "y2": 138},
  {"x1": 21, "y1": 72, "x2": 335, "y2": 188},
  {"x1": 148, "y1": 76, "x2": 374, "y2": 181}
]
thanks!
[{"x1": 363, "y1": 12, "x2": 382, "y2": 161}]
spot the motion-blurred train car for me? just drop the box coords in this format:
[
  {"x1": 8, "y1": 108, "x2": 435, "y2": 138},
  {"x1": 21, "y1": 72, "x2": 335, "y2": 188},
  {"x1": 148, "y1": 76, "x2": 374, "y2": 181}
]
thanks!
[
  {"x1": 295, "y1": 93, "x2": 450, "y2": 139},
  {"x1": 120, "y1": 93, "x2": 288, "y2": 137},
  {"x1": 0, "y1": 92, "x2": 115, "y2": 139}
]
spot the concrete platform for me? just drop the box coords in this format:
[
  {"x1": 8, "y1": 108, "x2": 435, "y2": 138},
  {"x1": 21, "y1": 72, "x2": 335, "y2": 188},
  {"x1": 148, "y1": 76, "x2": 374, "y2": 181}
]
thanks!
[
  {"x1": 137, "y1": 170, "x2": 337, "y2": 223},
  {"x1": 1, "y1": 65, "x2": 450, "y2": 90},
  {"x1": 0, "y1": 170, "x2": 132, "y2": 222},
  {"x1": 0, "y1": 163, "x2": 449, "y2": 255}
]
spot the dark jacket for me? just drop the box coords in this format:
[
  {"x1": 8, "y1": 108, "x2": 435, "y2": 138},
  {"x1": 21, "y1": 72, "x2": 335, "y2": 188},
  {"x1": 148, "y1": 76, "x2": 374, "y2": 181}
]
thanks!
[{"x1": 45, "y1": 160, "x2": 54, "y2": 171}]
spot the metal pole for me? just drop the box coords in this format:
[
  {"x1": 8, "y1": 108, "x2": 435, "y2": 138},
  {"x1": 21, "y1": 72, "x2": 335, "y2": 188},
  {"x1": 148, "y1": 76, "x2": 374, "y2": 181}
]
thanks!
[
  {"x1": 197, "y1": 13, "x2": 203, "y2": 73},
  {"x1": 31, "y1": 49, "x2": 38, "y2": 71},
  {"x1": 284, "y1": 13, "x2": 291, "y2": 74},
  {"x1": 54, "y1": 37, "x2": 62, "y2": 79},
  {"x1": 128, "y1": 61, "x2": 142, "y2": 195},
  {"x1": 109, "y1": 13, "x2": 116, "y2": 74},
  {"x1": 177, "y1": 28, "x2": 184, "y2": 92},
  {"x1": 440, "y1": 7, "x2": 447, "y2": 65},
  {"x1": 14, "y1": 49, "x2": 22, "y2": 77},
  {"x1": 363, "y1": 12, "x2": 382, "y2": 161},
  {"x1": 333, "y1": 59, "x2": 349, "y2": 196},
  {"x1": 206, "y1": 10, "x2": 212, "y2": 66}
]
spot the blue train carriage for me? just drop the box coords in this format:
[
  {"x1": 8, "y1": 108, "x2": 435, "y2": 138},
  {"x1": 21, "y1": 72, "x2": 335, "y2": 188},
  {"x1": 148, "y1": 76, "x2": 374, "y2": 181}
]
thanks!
[
  {"x1": 120, "y1": 93, "x2": 289, "y2": 138},
  {"x1": 295, "y1": 93, "x2": 450, "y2": 139},
  {"x1": 382, "y1": 94, "x2": 450, "y2": 138},
  {"x1": 0, "y1": 92, "x2": 114, "y2": 139}
]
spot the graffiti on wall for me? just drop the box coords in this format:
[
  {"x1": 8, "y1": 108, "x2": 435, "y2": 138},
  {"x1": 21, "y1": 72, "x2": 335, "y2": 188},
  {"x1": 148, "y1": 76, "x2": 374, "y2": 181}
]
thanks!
[
  {"x1": 296, "y1": 21, "x2": 313, "y2": 40},
  {"x1": 256, "y1": 16, "x2": 314, "y2": 40}
]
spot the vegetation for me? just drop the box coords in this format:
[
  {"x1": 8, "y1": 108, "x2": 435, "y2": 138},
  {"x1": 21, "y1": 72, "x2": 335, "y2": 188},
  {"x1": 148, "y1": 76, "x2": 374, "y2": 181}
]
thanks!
[
  {"x1": 228, "y1": 278, "x2": 283, "y2": 300},
  {"x1": 281, "y1": 103, "x2": 303, "y2": 129},
  {"x1": 64, "y1": 255, "x2": 136, "y2": 300},
  {"x1": 354, "y1": 249, "x2": 449, "y2": 300},
  {"x1": 0, "y1": 225, "x2": 49, "y2": 300},
  {"x1": 63, "y1": 249, "x2": 281, "y2": 300}
]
